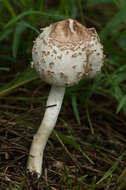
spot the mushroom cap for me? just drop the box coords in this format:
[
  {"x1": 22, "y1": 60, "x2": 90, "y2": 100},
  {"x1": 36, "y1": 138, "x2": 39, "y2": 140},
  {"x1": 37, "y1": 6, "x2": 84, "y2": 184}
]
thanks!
[{"x1": 32, "y1": 19, "x2": 104, "y2": 87}]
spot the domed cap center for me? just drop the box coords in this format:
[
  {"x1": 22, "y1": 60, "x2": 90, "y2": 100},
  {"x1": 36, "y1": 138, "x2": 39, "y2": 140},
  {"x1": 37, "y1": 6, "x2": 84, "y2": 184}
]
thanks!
[{"x1": 49, "y1": 19, "x2": 90, "y2": 44}]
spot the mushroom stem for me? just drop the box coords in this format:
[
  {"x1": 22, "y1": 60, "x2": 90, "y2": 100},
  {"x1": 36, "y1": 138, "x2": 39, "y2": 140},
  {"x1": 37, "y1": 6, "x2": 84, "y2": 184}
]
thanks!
[{"x1": 27, "y1": 85, "x2": 65, "y2": 177}]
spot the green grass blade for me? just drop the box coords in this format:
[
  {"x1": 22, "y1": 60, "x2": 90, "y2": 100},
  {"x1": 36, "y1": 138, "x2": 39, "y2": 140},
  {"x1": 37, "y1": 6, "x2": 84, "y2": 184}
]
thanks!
[
  {"x1": 12, "y1": 21, "x2": 39, "y2": 58},
  {"x1": 114, "y1": 73, "x2": 126, "y2": 84},
  {"x1": 116, "y1": 181, "x2": 126, "y2": 190},
  {"x1": 0, "y1": 28, "x2": 12, "y2": 41},
  {"x1": 117, "y1": 167, "x2": 126, "y2": 183},
  {"x1": 20, "y1": 0, "x2": 27, "y2": 7},
  {"x1": 96, "y1": 150, "x2": 126, "y2": 185},
  {"x1": 104, "y1": 175, "x2": 112, "y2": 190},
  {"x1": 113, "y1": 82, "x2": 123, "y2": 101},
  {"x1": 0, "y1": 67, "x2": 38, "y2": 96},
  {"x1": 86, "y1": 107, "x2": 94, "y2": 135},
  {"x1": 53, "y1": 131, "x2": 94, "y2": 165},
  {"x1": 2, "y1": 0, "x2": 16, "y2": 18},
  {"x1": 86, "y1": 0, "x2": 113, "y2": 6},
  {"x1": 0, "y1": 55, "x2": 16, "y2": 63},
  {"x1": 117, "y1": 65, "x2": 126, "y2": 72},
  {"x1": 116, "y1": 95, "x2": 126, "y2": 114},
  {"x1": 100, "y1": 5, "x2": 126, "y2": 41},
  {"x1": 4, "y1": 10, "x2": 67, "y2": 29},
  {"x1": 0, "y1": 67, "x2": 10, "y2": 71},
  {"x1": 20, "y1": 21, "x2": 40, "y2": 34},
  {"x1": 78, "y1": 145, "x2": 94, "y2": 165},
  {"x1": 13, "y1": 21, "x2": 26, "y2": 58},
  {"x1": 72, "y1": 95, "x2": 81, "y2": 124},
  {"x1": 89, "y1": 176, "x2": 97, "y2": 190}
]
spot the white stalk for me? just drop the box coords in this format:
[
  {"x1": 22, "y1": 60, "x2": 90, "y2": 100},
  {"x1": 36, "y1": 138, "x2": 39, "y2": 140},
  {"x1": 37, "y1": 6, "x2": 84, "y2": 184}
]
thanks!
[{"x1": 27, "y1": 85, "x2": 65, "y2": 177}]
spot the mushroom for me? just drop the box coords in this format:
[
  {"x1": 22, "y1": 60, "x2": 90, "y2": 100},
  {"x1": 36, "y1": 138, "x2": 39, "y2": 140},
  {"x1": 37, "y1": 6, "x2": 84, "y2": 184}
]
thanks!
[{"x1": 27, "y1": 19, "x2": 104, "y2": 177}]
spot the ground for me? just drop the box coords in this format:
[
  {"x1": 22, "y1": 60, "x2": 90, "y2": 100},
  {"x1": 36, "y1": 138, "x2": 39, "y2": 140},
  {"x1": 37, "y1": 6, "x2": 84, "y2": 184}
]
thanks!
[{"x1": 0, "y1": 77, "x2": 126, "y2": 190}]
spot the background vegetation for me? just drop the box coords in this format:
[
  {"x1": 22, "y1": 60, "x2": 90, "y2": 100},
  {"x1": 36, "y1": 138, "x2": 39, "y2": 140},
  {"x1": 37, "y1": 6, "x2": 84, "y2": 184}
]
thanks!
[{"x1": 0, "y1": 0, "x2": 126, "y2": 189}]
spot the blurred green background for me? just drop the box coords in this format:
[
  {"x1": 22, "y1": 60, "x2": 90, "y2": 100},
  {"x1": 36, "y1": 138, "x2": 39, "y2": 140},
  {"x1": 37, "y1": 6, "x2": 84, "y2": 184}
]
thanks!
[
  {"x1": 0, "y1": 0, "x2": 126, "y2": 114},
  {"x1": 0, "y1": 0, "x2": 126, "y2": 189}
]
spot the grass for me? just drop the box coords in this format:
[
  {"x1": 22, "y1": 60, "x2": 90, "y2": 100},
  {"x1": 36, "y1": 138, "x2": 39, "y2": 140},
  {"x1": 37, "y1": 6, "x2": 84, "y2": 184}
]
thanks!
[{"x1": 0, "y1": 0, "x2": 126, "y2": 189}]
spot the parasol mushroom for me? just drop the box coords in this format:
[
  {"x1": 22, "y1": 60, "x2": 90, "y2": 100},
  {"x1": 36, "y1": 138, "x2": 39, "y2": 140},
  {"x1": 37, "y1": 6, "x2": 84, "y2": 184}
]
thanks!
[{"x1": 27, "y1": 18, "x2": 104, "y2": 178}]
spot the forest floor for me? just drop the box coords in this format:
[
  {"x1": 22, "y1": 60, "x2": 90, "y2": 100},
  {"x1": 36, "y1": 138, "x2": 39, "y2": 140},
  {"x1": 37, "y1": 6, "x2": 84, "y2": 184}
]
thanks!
[{"x1": 0, "y1": 72, "x2": 126, "y2": 190}]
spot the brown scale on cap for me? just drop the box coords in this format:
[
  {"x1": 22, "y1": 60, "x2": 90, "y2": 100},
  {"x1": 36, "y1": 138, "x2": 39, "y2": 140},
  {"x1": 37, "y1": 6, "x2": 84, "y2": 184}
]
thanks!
[
  {"x1": 49, "y1": 19, "x2": 92, "y2": 49},
  {"x1": 60, "y1": 48, "x2": 66, "y2": 51},
  {"x1": 57, "y1": 55, "x2": 62, "y2": 60},
  {"x1": 72, "y1": 53, "x2": 78, "y2": 57},
  {"x1": 41, "y1": 50, "x2": 50, "y2": 56},
  {"x1": 47, "y1": 71, "x2": 55, "y2": 78},
  {"x1": 88, "y1": 28, "x2": 98, "y2": 37},
  {"x1": 43, "y1": 38, "x2": 47, "y2": 45},
  {"x1": 49, "y1": 62, "x2": 55, "y2": 69},
  {"x1": 72, "y1": 65, "x2": 77, "y2": 69},
  {"x1": 77, "y1": 72, "x2": 82, "y2": 79},
  {"x1": 53, "y1": 49, "x2": 57, "y2": 54},
  {"x1": 42, "y1": 68, "x2": 44, "y2": 72},
  {"x1": 64, "y1": 82, "x2": 70, "y2": 86},
  {"x1": 60, "y1": 72, "x2": 68, "y2": 79},
  {"x1": 41, "y1": 58, "x2": 46, "y2": 63},
  {"x1": 97, "y1": 52, "x2": 100, "y2": 56},
  {"x1": 46, "y1": 51, "x2": 50, "y2": 55},
  {"x1": 42, "y1": 50, "x2": 46, "y2": 55},
  {"x1": 49, "y1": 44, "x2": 53, "y2": 49},
  {"x1": 35, "y1": 61, "x2": 39, "y2": 65},
  {"x1": 83, "y1": 56, "x2": 91, "y2": 75},
  {"x1": 86, "y1": 49, "x2": 94, "y2": 56},
  {"x1": 33, "y1": 47, "x2": 38, "y2": 54},
  {"x1": 82, "y1": 47, "x2": 86, "y2": 51}
]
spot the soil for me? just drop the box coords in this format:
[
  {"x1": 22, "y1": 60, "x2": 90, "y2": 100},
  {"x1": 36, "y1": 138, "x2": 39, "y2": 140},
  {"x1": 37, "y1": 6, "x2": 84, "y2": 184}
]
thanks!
[{"x1": 0, "y1": 75, "x2": 126, "y2": 190}]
